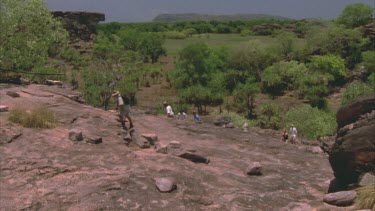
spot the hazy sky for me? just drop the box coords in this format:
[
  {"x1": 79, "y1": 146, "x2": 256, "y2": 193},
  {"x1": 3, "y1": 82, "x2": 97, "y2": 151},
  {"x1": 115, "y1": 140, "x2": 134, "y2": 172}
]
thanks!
[{"x1": 45, "y1": 0, "x2": 375, "y2": 22}]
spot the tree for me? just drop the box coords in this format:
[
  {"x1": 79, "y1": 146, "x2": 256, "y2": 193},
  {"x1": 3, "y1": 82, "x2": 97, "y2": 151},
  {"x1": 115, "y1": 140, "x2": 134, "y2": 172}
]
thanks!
[
  {"x1": 308, "y1": 55, "x2": 347, "y2": 85},
  {"x1": 362, "y1": 51, "x2": 375, "y2": 75},
  {"x1": 258, "y1": 102, "x2": 282, "y2": 129},
  {"x1": 336, "y1": 3, "x2": 374, "y2": 28},
  {"x1": 274, "y1": 31, "x2": 297, "y2": 58},
  {"x1": 298, "y1": 72, "x2": 333, "y2": 109},
  {"x1": 138, "y1": 33, "x2": 166, "y2": 63},
  {"x1": 0, "y1": 0, "x2": 67, "y2": 71},
  {"x1": 233, "y1": 77, "x2": 260, "y2": 118}
]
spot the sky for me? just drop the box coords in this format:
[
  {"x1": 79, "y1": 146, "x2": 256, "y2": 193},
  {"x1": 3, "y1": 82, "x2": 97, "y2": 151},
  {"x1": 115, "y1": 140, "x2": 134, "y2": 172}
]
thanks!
[{"x1": 45, "y1": 0, "x2": 375, "y2": 22}]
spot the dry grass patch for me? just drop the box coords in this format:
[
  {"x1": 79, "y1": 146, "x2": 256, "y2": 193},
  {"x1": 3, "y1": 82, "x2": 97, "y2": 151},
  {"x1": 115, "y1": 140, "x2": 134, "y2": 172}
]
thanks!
[
  {"x1": 356, "y1": 185, "x2": 375, "y2": 210},
  {"x1": 8, "y1": 105, "x2": 57, "y2": 129}
]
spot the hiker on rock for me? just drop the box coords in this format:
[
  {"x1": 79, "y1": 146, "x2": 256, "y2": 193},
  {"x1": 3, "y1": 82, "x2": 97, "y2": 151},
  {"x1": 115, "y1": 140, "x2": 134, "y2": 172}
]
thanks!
[
  {"x1": 163, "y1": 102, "x2": 174, "y2": 118},
  {"x1": 288, "y1": 124, "x2": 297, "y2": 144},
  {"x1": 280, "y1": 129, "x2": 288, "y2": 142},
  {"x1": 177, "y1": 110, "x2": 188, "y2": 120},
  {"x1": 112, "y1": 91, "x2": 134, "y2": 130},
  {"x1": 193, "y1": 111, "x2": 201, "y2": 123}
]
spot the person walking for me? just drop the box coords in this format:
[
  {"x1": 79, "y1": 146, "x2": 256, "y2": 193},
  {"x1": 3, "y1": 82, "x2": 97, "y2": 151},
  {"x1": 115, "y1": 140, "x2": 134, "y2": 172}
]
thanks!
[
  {"x1": 163, "y1": 102, "x2": 174, "y2": 118},
  {"x1": 112, "y1": 91, "x2": 134, "y2": 130},
  {"x1": 288, "y1": 124, "x2": 297, "y2": 144}
]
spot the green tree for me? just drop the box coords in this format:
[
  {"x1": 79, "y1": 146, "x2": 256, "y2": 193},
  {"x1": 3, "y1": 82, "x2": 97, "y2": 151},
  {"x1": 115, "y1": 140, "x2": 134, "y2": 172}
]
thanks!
[
  {"x1": 336, "y1": 3, "x2": 374, "y2": 28},
  {"x1": 308, "y1": 55, "x2": 347, "y2": 85},
  {"x1": 138, "y1": 33, "x2": 166, "y2": 63},
  {"x1": 362, "y1": 51, "x2": 375, "y2": 75},
  {"x1": 258, "y1": 102, "x2": 282, "y2": 129},
  {"x1": 298, "y1": 72, "x2": 333, "y2": 109},
  {"x1": 232, "y1": 77, "x2": 260, "y2": 118},
  {"x1": 0, "y1": 0, "x2": 68, "y2": 71},
  {"x1": 274, "y1": 31, "x2": 297, "y2": 58}
]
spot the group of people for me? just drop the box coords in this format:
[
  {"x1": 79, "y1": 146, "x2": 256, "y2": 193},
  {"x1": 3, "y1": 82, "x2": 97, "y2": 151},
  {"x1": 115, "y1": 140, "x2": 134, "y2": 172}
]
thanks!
[
  {"x1": 280, "y1": 124, "x2": 298, "y2": 144},
  {"x1": 163, "y1": 102, "x2": 201, "y2": 123}
]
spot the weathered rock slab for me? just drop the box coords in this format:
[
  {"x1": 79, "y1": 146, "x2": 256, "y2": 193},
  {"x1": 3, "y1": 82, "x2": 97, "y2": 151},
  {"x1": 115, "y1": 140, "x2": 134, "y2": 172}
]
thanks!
[
  {"x1": 323, "y1": 191, "x2": 356, "y2": 206},
  {"x1": 178, "y1": 152, "x2": 210, "y2": 164}
]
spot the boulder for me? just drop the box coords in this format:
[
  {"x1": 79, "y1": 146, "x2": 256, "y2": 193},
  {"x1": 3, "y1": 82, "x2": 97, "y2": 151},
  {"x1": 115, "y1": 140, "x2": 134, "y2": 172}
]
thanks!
[
  {"x1": 131, "y1": 131, "x2": 150, "y2": 148},
  {"x1": 68, "y1": 130, "x2": 83, "y2": 141},
  {"x1": 329, "y1": 95, "x2": 375, "y2": 189},
  {"x1": 178, "y1": 152, "x2": 210, "y2": 164},
  {"x1": 359, "y1": 173, "x2": 375, "y2": 187},
  {"x1": 155, "y1": 143, "x2": 168, "y2": 154},
  {"x1": 336, "y1": 94, "x2": 375, "y2": 128},
  {"x1": 319, "y1": 136, "x2": 335, "y2": 154},
  {"x1": 0, "y1": 105, "x2": 9, "y2": 112},
  {"x1": 154, "y1": 177, "x2": 176, "y2": 193},
  {"x1": 167, "y1": 141, "x2": 181, "y2": 149},
  {"x1": 85, "y1": 136, "x2": 102, "y2": 144},
  {"x1": 323, "y1": 191, "x2": 356, "y2": 207},
  {"x1": 213, "y1": 116, "x2": 231, "y2": 126},
  {"x1": 141, "y1": 133, "x2": 158, "y2": 145},
  {"x1": 6, "y1": 91, "x2": 20, "y2": 98},
  {"x1": 245, "y1": 162, "x2": 262, "y2": 176}
]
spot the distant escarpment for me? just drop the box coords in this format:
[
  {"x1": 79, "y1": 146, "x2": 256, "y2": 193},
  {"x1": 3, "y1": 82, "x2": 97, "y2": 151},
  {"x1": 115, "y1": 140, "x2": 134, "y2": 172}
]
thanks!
[
  {"x1": 153, "y1": 13, "x2": 290, "y2": 22},
  {"x1": 52, "y1": 11, "x2": 105, "y2": 52}
]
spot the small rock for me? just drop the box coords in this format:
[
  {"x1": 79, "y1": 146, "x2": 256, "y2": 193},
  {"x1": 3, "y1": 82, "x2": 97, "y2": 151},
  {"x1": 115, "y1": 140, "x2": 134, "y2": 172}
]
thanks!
[
  {"x1": 131, "y1": 131, "x2": 150, "y2": 148},
  {"x1": 242, "y1": 123, "x2": 249, "y2": 132},
  {"x1": 213, "y1": 116, "x2": 231, "y2": 126},
  {"x1": 245, "y1": 162, "x2": 262, "y2": 176},
  {"x1": 0, "y1": 105, "x2": 9, "y2": 112},
  {"x1": 154, "y1": 177, "x2": 176, "y2": 193},
  {"x1": 85, "y1": 136, "x2": 102, "y2": 144},
  {"x1": 359, "y1": 173, "x2": 375, "y2": 187},
  {"x1": 178, "y1": 152, "x2": 209, "y2": 164},
  {"x1": 307, "y1": 146, "x2": 323, "y2": 154},
  {"x1": 168, "y1": 141, "x2": 181, "y2": 149},
  {"x1": 6, "y1": 91, "x2": 20, "y2": 98},
  {"x1": 323, "y1": 191, "x2": 357, "y2": 206},
  {"x1": 141, "y1": 133, "x2": 158, "y2": 145},
  {"x1": 68, "y1": 130, "x2": 83, "y2": 141},
  {"x1": 155, "y1": 143, "x2": 168, "y2": 154},
  {"x1": 225, "y1": 122, "x2": 235, "y2": 128}
]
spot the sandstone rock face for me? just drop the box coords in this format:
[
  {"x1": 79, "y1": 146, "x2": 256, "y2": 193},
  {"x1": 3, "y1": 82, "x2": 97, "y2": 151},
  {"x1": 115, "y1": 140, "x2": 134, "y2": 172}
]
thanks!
[
  {"x1": 51, "y1": 11, "x2": 105, "y2": 52},
  {"x1": 154, "y1": 177, "x2": 176, "y2": 193},
  {"x1": 323, "y1": 191, "x2": 357, "y2": 207},
  {"x1": 329, "y1": 95, "x2": 375, "y2": 189}
]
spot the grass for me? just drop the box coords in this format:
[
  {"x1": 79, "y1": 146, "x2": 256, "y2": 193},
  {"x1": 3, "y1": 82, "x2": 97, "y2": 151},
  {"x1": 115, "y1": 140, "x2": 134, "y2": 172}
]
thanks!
[
  {"x1": 356, "y1": 185, "x2": 375, "y2": 210},
  {"x1": 164, "y1": 34, "x2": 274, "y2": 56},
  {"x1": 8, "y1": 105, "x2": 57, "y2": 129}
]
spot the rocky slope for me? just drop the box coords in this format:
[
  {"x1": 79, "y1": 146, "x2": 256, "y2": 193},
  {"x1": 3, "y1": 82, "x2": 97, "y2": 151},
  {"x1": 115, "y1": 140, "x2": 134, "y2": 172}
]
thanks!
[{"x1": 0, "y1": 84, "x2": 349, "y2": 210}]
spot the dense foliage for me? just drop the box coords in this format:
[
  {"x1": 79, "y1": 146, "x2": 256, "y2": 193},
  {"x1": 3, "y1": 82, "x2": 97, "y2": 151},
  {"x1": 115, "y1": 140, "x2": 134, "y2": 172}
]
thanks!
[
  {"x1": 0, "y1": 0, "x2": 67, "y2": 71},
  {"x1": 336, "y1": 3, "x2": 374, "y2": 28},
  {"x1": 284, "y1": 105, "x2": 337, "y2": 140},
  {"x1": 341, "y1": 82, "x2": 373, "y2": 106}
]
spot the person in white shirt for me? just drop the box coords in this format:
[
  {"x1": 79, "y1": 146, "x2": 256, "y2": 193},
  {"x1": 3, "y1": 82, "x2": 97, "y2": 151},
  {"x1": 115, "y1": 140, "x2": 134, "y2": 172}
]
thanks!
[
  {"x1": 288, "y1": 124, "x2": 298, "y2": 144},
  {"x1": 163, "y1": 102, "x2": 174, "y2": 118},
  {"x1": 112, "y1": 91, "x2": 134, "y2": 130}
]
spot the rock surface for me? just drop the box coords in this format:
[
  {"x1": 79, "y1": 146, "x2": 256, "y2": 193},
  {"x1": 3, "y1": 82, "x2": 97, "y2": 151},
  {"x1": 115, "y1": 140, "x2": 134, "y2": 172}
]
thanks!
[
  {"x1": 6, "y1": 91, "x2": 20, "y2": 98},
  {"x1": 329, "y1": 95, "x2": 375, "y2": 189},
  {"x1": 68, "y1": 130, "x2": 83, "y2": 141},
  {"x1": 359, "y1": 173, "x2": 375, "y2": 187},
  {"x1": 245, "y1": 162, "x2": 262, "y2": 176},
  {"x1": 0, "y1": 105, "x2": 9, "y2": 112},
  {"x1": 323, "y1": 191, "x2": 357, "y2": 206},
  {"x1": 0, "y1": 84, "x2": 337, "y2": 210},
  {"x1": 141, "y1": 133, "x2": 158, "y2": 145},
  {"x1": 213, "y1": 116, "x2": 231, "y2": 126},
  {"x1": 178, "y1": 152, "x2": 210, "y2": 164}
]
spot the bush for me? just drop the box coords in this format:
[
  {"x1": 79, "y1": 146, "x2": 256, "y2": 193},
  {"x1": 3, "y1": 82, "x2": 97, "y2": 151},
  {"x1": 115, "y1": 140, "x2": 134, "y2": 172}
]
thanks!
[
  {"x1": 162, "y1": 31, "x2": 187, "y2": 39},
  {"x1": 284, "y1": 104, "x2": 337, "y2": 140},
  {"x1": 368, "y1": 72, "x2": 375, "y2": 91},
  {"x1": 341, "y1": 82, "x2": 373, "y2": 105},
  {"x1": 240, "y1": 29, "x2": 253, "y2": 37},
  {"x1": 362, "y1": 51, "x2": 375, "y2": 74},
  {"x1": 308, "y1": 55, "x2": 347, "y2": 85},
  {"x1": 356, "y1": 185, "x2": 375, "y2": 210},
  {"x1": 8, "y1": 105, "x2": 56, "y2": 128},
  {"x1": 258, "y1": 102, "x2": 282, "y2": 129}
]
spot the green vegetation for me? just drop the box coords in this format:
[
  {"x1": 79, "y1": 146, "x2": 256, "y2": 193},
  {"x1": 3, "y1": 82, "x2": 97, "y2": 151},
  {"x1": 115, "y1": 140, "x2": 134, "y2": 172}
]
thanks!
[
  {"x1": 153, "y1": 13, "x2": 290, "y2": 22},
  {"x1": 284, "y1": 105, "x2": 337, "y2": 140},
  {"x1": 355, "y1": 185, "x2": 375, "y2": 210},
  {"x1": 341, "y1": 82, "x2": 373, "y2": 105},
  {"x1": 8, "y1": 105, "x2": 57, "y2": 128},
  {"x1": 0, "y1": 0, "x2": 67, "y2": 71},
  {"x1": 258, "y1": 102, "x2": 282, "y2": 129},
  {"x1": 308, "y1": 55, "x2": 347, "y2": 85},
  {"x1": 336, "y1": 3, "x2": 374, "y2": 28},
  {"x1": 362, "y1": 51, "x2": 375, "y2": 75}
]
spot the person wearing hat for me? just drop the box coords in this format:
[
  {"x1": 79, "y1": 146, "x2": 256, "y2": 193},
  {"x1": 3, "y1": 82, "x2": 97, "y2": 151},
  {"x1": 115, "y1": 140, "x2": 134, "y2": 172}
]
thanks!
[
  {"x1": 163, "y1": 102, "x2": 174, "y2": 118},
  {"x1": 288, "y1": 124, "x2": 297, "y2": 144},
  {"x1": 112, "y1": 91, "x2": 134, "y2": 130}
]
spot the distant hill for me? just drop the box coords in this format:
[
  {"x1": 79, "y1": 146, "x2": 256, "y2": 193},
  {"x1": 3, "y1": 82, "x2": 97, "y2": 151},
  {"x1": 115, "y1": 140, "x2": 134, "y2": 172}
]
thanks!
[{"x1": 153, "y1": 13, "x2": 291, "y2": 22}]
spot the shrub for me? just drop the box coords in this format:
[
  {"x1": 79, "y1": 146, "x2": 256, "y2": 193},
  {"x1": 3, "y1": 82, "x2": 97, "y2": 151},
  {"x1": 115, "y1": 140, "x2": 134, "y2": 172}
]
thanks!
[
  {"x1": 284, "y1": 104, "x2": 337, "y2": 140},
  {"x1": 162, "y1": 31, "x2": 187, "y2": 39},
  {"x1": 341, "y1": 82, "x2": 373, "y2": 105},
  {"x1": 8, "y1": 105, "x2": 56, "y2": 128},
  {"x1": 355, "y1": 185, "x2": 375, "y2": 210},
  {"x1": 258, "y1": 102, "x2": 282, "y2": 129},
  {"x1": 368, "y1": 72, "x2": 375, "y2": 91},
  {"x1": 362, "y1": 51, "x2": 375, "y2": 74},
  {"x1": 308, "y1": 55, "x2": 347, "y2": 85},
  {"x1": 240, "y1": 29, "x2": 253, "y2": 37}
]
